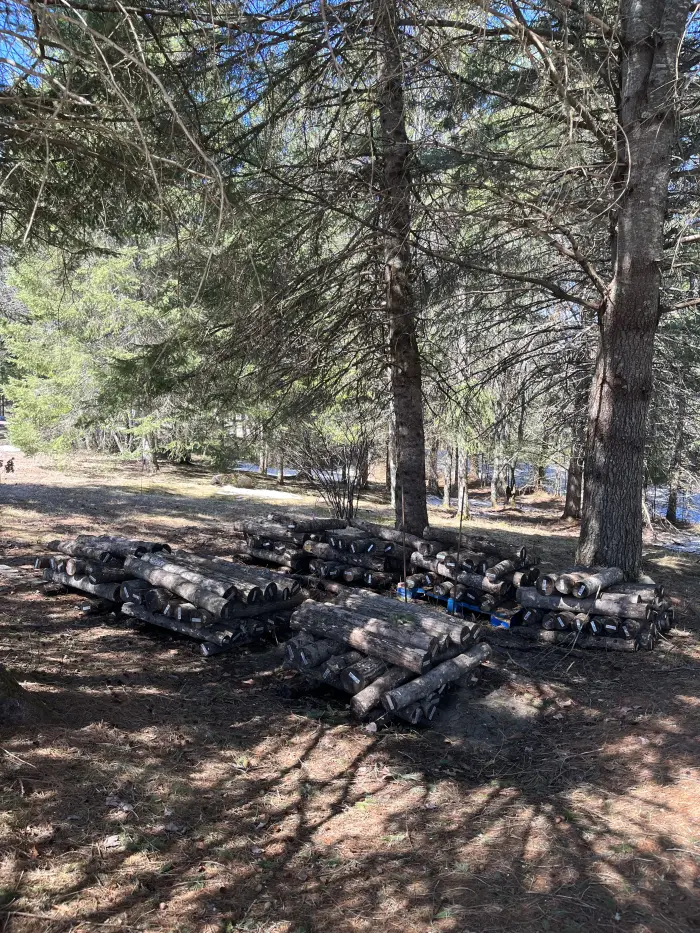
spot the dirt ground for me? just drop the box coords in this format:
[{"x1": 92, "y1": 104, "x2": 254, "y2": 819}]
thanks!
[{"x1": 1, "y1": 452, "x2": 699, "y2": 933}]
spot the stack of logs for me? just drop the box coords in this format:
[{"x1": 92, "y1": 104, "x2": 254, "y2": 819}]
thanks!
[
  {"x1": 36, "y1": 534, "x2": 303, "y2": 654},
  {"x1": 406, "y1": 524, "x2": 538, "y2": 615},
  {"x1": 515, "y1": 567, "x2": 672, "y2": 651},
  {"x1": 231, "y1": 514, "x2": 414, "y2": 592},
  {"x1": 286, "y1": 590, "x2": 491, "y2": 726}
]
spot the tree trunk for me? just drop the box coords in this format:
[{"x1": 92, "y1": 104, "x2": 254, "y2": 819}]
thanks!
[
  {"x1": 427, "y1": 437, "x2": 440, "y2": 496},
  {"x1": 577, "y1": 0, "x2": 687, "y2": 576},
  {"x1": 374, "y1": 0, "x2": 428, "y2": 536},
  {"x1": 442, "y1": 445, "x2": 453, "y2": 508},
  {"x1": 387, "y1": 402, "x2": 397, "y2": 507},
  {"x1": 666, "y1": 392, "x2": 686, "y2": 523},
  {"x1": 277, "y1": 454, "x2": 285, "y2": 486},
  {"x1": 563, "y1": 455, "x2": 583, "y2": 520}
]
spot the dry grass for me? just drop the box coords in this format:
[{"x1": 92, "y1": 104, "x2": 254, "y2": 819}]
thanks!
[{"x1": 0, "y1": 451, "x2": 699, "y2": 933}]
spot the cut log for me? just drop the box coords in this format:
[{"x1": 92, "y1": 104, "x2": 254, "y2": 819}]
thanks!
[
  {"x1": 422, "y1": 526, "x2": 526, "y2": 561},
  {"x1": 554, "y1": 570, "x2": 588, "y2": 595},
  {"x1": 573, "y1": 567, "x2": 625, "y2": 599},
  {"x1": 34, "y1": 556, "x2": 54, "y2": 570},
  {"x1": 75, "y1": 534, "x2": 171, "y2": 558},
  {"x1": 331, "y1": 591, "x2": 470, "y2": 646},
  {"x1": 143, "y1": 587, "x2": 172, "y2": 614},
  {"x1": 536, "y1": 574, "x2": 558, "y2": 596},
  {"x1": 48, "y1": 570, "x2": 121, "y2": 602},
  {"x1": 455, "y1": 571, "x2": 513, "y2": 598},
  {"x1": 350, "y1": 518, "x2": 426, "y2": 550},
  {"x1": 350, "y1": 666, "x2": 413, "y2": 718},
  {"x1": 606, "y1": 582, "x2": 662, "y2": 602},
  {"x1": 119, "y1": 579, "x2": 152, "y2": 602},
  {"x1": 340, "y1": 656, "x2": 388, "y2": 694},
  {"x1": 285, "y1": 633, "x2": 316, "y2": 662},
  {"x1": 516, "y1": 587, "x2": 649, "y2": 619},
  {"x1": 321, "y1": 650, "x2": 364, "y2": 680},
  {"x1": 54, "y1": 538, "x2": 111, "y2": 562},
  {"x1": 485, "y1": 559, "x2": 517, "y2": 582},
  {"x1": 87, "y1": 566, "x2": 131, "y2": 585},
  {"x1": 267, "y1": 513, "x2": 347, "y2": 532},
  {"x1": 363, "y1": 571, "x2": 393, "y2": 589},
  {"x1": 295, "y1": 638, "x2": 344, "y2": 668},
  {"x1": 290, "y1": 601, "x2": 432, "y2": 673},
  {"x1": 512, "y1": 567, "x2": 540, "y2": 588},
  {"x1": 121, "y1": 602, "x2": 232, "y2": 646},
  {"x1": 303, "y1": 541, "x2": 385, "y2": 572},
  {"x1": 342, "y1": 566, "x2": 365, "y2": 583},
  {"x1": 134, "y1": 552, "x2": 243, "y2": 600},
  {"x1": 382, "y1": 643, "x2": 492, "y2": 711},
  {"x1": 123, "y1": 556, "x2": 238, "y2": 617}
]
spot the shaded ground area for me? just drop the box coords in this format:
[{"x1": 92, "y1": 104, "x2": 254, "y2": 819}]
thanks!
[{"x1": 1, "y1": 452, "x2": 699, "y2": 933}]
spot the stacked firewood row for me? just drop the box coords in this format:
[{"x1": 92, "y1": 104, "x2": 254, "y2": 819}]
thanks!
[
  {"x1": 230, "y1": 514, "x2": 411, "y2": 591},
  {"x1": 285, "y1": 590, "x2": 491, "y2": 726},
  {"x1": 36, "y1": 534, "x2": 303, "y2": 653},
  {"x1": 515, "y1": 568, "x2": 672, "y2": 651},
  {"x1": 403, "y1": 524, "x2": 537, "y2": 616}
]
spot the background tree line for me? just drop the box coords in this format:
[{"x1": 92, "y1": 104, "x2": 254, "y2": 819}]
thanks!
[{"x1": 1, "y1": 0, "x2": 699, "y2": 576}]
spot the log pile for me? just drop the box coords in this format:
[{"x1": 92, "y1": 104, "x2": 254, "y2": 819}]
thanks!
[
  {"x1": 36, "y1": 534, "x2": 304, "y2": 653},
  {"x1": 516, "y1": 570, "x2": 671, "y2": 650},
  {"x1": 285, "y1": 591, "x2": 490, "y2": 726},
  {"x1": 403, "y1": 523, "x2": 538, "y2": 616}
]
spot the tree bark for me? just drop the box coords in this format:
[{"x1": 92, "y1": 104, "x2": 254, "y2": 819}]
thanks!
[
  {"x1": 427, "y1": 437, "x2": 440, "y2": 496},
  {"x1": 442, "y1": 445, "x2": 453, "y2": 508},
  {"x1": 563, "y1": 455, "x2": 583, "y2": 520},
  {"x1": 577, "y1": 0, "x2": 688, "y2": 576},
  {"x1": 381, "y1": 643, "x2": 491, "y2": 711},
  {"x1": 374, "y1": 0, "x2": 428, "y2": 535}
]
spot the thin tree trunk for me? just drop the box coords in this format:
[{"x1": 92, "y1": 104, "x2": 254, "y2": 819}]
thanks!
[
  {"x1": 666, "y1": 393, "x2": 686, "y2": 523},
  {"x1": 427, "y1": 437, "x2": 440, "y2": 496},
  {"x1": 577, "y1": 0, "x2": 687, "y2": 577},
  {"x1": 374, "y1": 0, "x2": 428, "y2": 535},
  {"x1": 387, "y1": 404, "x2": 397, "y2": 508},
  {"x1": 277, "y1": 454, "x2": 285, "y2": 486},
  {"x1": 563, "y1": 456, "x2": 583, "y2": 520},
  {"x1": 442, "y1": 445, "x2": 453, "y2": 508}
]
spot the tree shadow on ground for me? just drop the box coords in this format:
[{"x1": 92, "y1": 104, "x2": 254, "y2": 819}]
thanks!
[{"x1": 1, "y1": 579, "x2": 699, "y2": 933}]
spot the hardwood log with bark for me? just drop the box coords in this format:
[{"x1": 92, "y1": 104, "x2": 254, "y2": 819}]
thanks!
[
  {"x1": 455, "y1": 571, "x2": 513, "y2": 599},
  {"x1": 285, "y1": 633, "x2": 315, "y2": 662},
  {"x1": 573, "y1": 567, "x2": 625, "y2": 598},
  {"x1": 75, "y1": 534, "x2": 171, "y2": 558},
  {"x1": 294, "y1": 637, "x2": 344, "y2": 668},
  {"x1": 536, "y1": 574, "x2": 558, "y2": 596},
  {"x1": 606, "y1": 582, "x2": 662, "y2": 602},
  {"x1": 350, "y1": 665, "x2": 413, "y2": 718},
  {"x1": 172, "y1": 552, "x2": 301, "y2": 598},
  {"x1": 516, "y1": 587, "x2": 649, "y2": 619},
  {"x1": 331, "y1": 591, "x2": 470, "y2": 646},
  {"x1": 363, "y1": 571, "x2": 394, "y2": 589},
  {"x1": 303, "y1": 540, "x2": 385, "y2": 571},
  {"x1": 52, "y1": 538, "x2": 111, "y2": 562},
  {"x1": 512, "y1": 568, "x2": 540, "y2": 588},
  {"x1": 321, "y1": 650, "x2": 364, "y2": 681},
  {"x1": 291, "y1": 601, "x2": 432, "y2": 673},
  {"x1": 340, "y1": 656, "x2": 388, "y2": 694},
  {"x1": 422, "y1": 526, "x2": 526, "y2": 561},
  {"x1": 267, "y1": 513, "x2": 347, "y2": 533},
  {"x1": 134, "y1": 552, "x2": 243, "y2": 600},
  {"x1": 382, "y1": 643, "x2": 492, "y2": 711},
  {"x1": 143, "y1": 587, "x2": 171, "y2": 614},
  {"x1": 349, "y1": 518, "x2": 426, "y2": 550},
  {"x1": 120, "y1": 579, "x2": 152, "y2": 602},
  {"x1": 48, "y1": 570, "x2": 121, "y2": 602},
  {"x1": 342, "y1": 566, "x2": 365, "y2": 583},
  {"x1": 554, "y1": 570, "x2": 588, "y2": 596},
  {"x1": 123, "y1": 556, "x2": 239, "y2": 617},
  {"x1": 87, "y1": 566, "x2": 131, "y2": 585},
  {"x1": 121, "y1": 601, "x2": 232, "y2": 646},
  {"x1": 485, "y1": 559, "x2": 517, "y2": 582}
]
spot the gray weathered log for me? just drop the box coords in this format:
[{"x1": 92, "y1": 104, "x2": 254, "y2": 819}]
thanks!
[
  {"x1": 75, "y1": 534, "x2": 170, "y2": 558},
  {"x1": 294, "y1": 637, "x2": 344, "y2": 668},
  {"x1": 291, "y1": 601, "x2": 431, "y2": 673},
  {"x1": 554, "y1": 570, "x2": 588, "y2": 595},
  {"x1": 331, "y1": 591, "x2": 469, "y2": 646},
  {"x1": 119, "y1": 579, "x2": 152, "y2": 602},
  {"x1": 573, "y1": 567, "x2": 625, "y2": 599},
  {"x1": 422, "y1": 526, "x2": 526, "y2": 561},
  {"x1": 121, "y1": 601, "x2": 232, "y2": 646},
  {"x1": 303, "y1": 541, "x2": 385, "y2": 571},
  {"x1": 123, "y1": 556, "x2": 239, "y2": 616},
  {"x1": 267, "y1": 513, "x2": 347, "y2": 533},
  {"x1": 516, "y1": 587, "x2": 649, "y2": 619},
  {"x1": 363, "y1": 571, "x2": 394, "y2": 589},
  {"x1": 455, "y1": 571, "x2": 513, "y2": 598},
  {"x1": 485, "y1": 559, "x2": 517, "y2": 582},
  {"x1": 53, "y1": 538, "x2": 111, "y2": 562},
  {"x1": 48, "y1": 570, "x2": 121, "y2": 602},
  {"x1": 382, "y1": 643, "x2": 492, "y2": 711},
  {"x1": 350, "y1": 518, "x2": 426, "y2": 550},
  {"x1": 340, "y1": 656, "x2": 388, "y2": 694},
  {"x1": 350, "y1": 665, "x2": 413, "y2": 718},
  {"x1": 134, "y1": 552, "x2": 243, "y2": 600}
]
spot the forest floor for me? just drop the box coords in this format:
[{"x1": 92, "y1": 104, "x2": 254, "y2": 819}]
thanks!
[{"x1": 0, "y1": 451, "x2": 699, "y2": 933}]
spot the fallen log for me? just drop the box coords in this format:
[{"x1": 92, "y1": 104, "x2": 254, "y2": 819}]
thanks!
[
  {"x1": 512, "y1": 568, "x2": 540, "y2": 588},
  {"x1": 573, "y1": 567, "x2": 624, "y2": 599},
  {"x1": 121, "y1": 602, "x2": 232, "y2": 646},
  {"x1": 342, "y1": 566, "x2": 365, "y2": 583},
  {"x1": 48, "y1": 570, "x2": 121, "y2": 602},
  {"x1": 169, "y1": 550, "x2": 289, "y2": 598},
  {"x1": 350, "y1": 666, "x2": 414, "y2": 718},
  {"x1": 267, "y1": 513, "x2": 347, "y2": 533},
  {"x1": 75, "y1": 534, "x2": 171, "y2": 558},
  {"x1": 382, "y1": 643, "x2": 492, "y2": 711},
  {"x1": 291, "y1": 601, "x2": 432, "y2": 674},
  {"x1": 52, "y1": 538, "x2": 111, "y2": 563}
]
